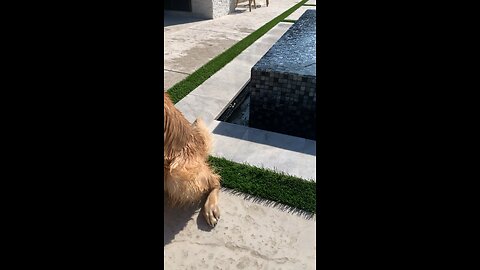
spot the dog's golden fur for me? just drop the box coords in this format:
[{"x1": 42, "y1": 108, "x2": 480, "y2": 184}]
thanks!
[{"x1": 164, "y1": 92, "x2": 221, "y2": 227}]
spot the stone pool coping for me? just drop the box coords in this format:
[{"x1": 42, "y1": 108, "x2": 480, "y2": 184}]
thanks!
[{"x1": 175, "y1": 21, "x2": 316, "y2": 181}]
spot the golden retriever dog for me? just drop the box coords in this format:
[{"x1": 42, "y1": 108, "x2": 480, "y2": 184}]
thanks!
[{"x1": 164, "y1": 92, "x2": 221, "y2": 227}]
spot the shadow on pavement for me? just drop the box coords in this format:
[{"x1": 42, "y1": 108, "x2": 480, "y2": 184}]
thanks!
[
  {"x1": 164, "y1": 10, "x2": 209, "y2": 27},
  {"x1": 212, "y1": 121, "x2": 316, "y2": 156},
  {"x1": 222, "y1": 188, "x2": 316, "y2": 220},
  {"x1": 163, "y1": 194, "x2": 214, "y2": 247}
]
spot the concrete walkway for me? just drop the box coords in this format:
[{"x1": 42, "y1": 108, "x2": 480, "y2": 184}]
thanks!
[
  {"x1": 164, "y1": 1, "x2": 316, "y2": 269},
  {"x1": 164, "y1": 0, "x2": 307, "y2": 90},
  {"x1": 164, "y1": 192, "x2": 316, "y2": 269},
  {"x1": 175, "y1": 21, "x2": 316, "y2": 181}
]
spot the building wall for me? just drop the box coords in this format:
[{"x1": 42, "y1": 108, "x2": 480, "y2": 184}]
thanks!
[
  {"x1": 165, "y1": 0, "x2": 192, "y2": 11},
  {"x1": 191, "y1": 0, "x2": 212, "y2": 18}
]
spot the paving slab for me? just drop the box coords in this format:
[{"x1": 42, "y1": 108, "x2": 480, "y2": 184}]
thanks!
[
  {"x1": 209, "y1": 121, "x2": 316, "y2": 181},
  {"x1": 164, "y1": 69, "x2": 188, "y2": 90}
]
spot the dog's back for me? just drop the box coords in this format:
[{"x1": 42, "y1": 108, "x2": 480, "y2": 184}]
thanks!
[
  {"x1": 164, "y1": 92, "x2": 211, "y2": 162},
  {"x1": 192, "y1": 118, "x2": 212, "y2": 157},
  {"x1": 164, "y1": 92, "x2": 221, "y2": 227}
]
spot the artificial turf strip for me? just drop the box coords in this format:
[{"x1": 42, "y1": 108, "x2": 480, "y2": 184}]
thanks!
[
  {"x1": 167, "y1": 0, "x2": 309, "y2": 104},
  {"x1": 208, "y1": 156, "x2": 316, "y2": 214},
  {"x1": 282, "y1": 19, "x2": 297, "y2": 23},
  {"x1": 303, "y1": 4, "x2": 316, "y2": 6}
]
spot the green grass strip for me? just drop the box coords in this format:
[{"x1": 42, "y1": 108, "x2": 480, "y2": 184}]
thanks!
[
  {"x1": 303, "y1": 4, "x2": 316, "y2": 6},
  {"x1": 208, "y1": 156, "x2": 316, "y2": 214},
  {"x1": 282, "y1": 19, "x2": 297, "y2": 23},
  {"x1": 167, "y1": 0, "x2": 309, "y2": 104}
]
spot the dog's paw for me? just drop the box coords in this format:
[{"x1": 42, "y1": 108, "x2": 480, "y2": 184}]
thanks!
[{"x1": 203, "y1": 203, "x2": 220, "y2": 227}]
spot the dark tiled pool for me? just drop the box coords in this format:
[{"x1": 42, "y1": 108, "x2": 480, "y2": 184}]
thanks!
[{"x1": 218, "y1": 10, "x2": 316, "y2": 141}]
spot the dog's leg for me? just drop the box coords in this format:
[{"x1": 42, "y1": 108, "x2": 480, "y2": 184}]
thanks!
[{"x1": 203, "y1": 186, "x2": 221, "y2": 227}]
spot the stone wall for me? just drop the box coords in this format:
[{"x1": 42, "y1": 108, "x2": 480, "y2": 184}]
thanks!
[{"x1": 191, "y1": 0, "x2": 235, "y2": 19}]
